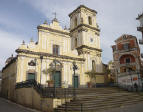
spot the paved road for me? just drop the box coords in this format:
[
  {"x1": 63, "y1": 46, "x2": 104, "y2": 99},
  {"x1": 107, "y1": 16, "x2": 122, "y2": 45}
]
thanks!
[
  {"x1": 100, "y1": 102, "x2": 143, "y2": 112},
  {"x1": 0, "y1": 97, "x2": 40, "y2": 112}
]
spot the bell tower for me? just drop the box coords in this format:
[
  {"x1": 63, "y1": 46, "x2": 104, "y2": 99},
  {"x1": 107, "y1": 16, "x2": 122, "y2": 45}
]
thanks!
[
  {"x1": 69, "y1": 5, "x2": 101, "y2": 52},
  {"x1": 69, "y1": 5, "x2": 103, "y2": 74}
]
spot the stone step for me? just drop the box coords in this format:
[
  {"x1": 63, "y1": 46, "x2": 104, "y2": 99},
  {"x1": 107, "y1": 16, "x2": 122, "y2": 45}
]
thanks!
[
  {"x1": 55, "y1": 87, "x2": 143, "y2": 112},
  {"x1": 59, "y1": 97, "x2": 143, "y2": 107},
  {"x1": 60, "y1": 97, "x2": 143, "y2": 108},
  {"x1": 76, "y1": 93, "x2": 141, "y2": 101},
  {"x1": 56, "y1": 100, "x2": 143, "y2": 112}
]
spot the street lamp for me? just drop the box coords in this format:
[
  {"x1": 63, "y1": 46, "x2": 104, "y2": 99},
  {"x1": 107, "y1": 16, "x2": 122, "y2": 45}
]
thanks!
[{"x1": 72, "y1": 61, "x2": 78, "y2": 100}]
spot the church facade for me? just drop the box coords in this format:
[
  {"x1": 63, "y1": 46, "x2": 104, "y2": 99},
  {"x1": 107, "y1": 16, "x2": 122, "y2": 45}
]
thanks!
[{"x1": 2, "y1": 5, "x2": 104, "y2": 97}]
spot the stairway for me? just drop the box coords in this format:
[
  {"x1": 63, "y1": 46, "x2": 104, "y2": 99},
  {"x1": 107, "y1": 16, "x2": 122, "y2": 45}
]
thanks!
[{"x1": 55, "y1": 87, "x2": 143, "y2": 112}]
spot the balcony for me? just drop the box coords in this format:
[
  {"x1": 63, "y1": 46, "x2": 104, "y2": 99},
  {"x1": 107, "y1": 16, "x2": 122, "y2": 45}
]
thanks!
[
  {"x1": 118, "y1": 71, "x2": 138, "y2": 77},
  {"x1": 113, "y1": 48, "x2": 137, "y2": 54},
  {"x1": 137, "y1": 26, "x2": 143, "y2": 31},
  {"x1": 139, "y1": 39, "x2": 143, "y2": 44},
  {"x1": 119, "y1": 62, "x2": 136, "y2": 67}
]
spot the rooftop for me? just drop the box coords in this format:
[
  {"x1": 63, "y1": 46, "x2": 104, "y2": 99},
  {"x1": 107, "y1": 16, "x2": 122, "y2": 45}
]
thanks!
[
  {"x1": 136, "y1": 13, "x2": 143, "y2": 20},
  {"x1": 69, "y1": 5, "x2": 97, "y2": 17}
]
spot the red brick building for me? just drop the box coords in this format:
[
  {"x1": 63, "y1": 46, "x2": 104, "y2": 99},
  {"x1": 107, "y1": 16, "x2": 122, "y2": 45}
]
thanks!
[{"x1": 112, "y1": 34, "x2": 142, "y2": 89}]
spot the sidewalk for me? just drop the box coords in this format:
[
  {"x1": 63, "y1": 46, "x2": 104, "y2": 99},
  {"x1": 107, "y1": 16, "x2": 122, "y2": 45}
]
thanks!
[{"x1": 0, "y1": 97, "x2": 41, "y2": 112}]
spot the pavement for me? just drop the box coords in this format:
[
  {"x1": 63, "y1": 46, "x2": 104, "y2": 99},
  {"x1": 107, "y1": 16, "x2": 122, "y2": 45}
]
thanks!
[{"x1": 0, "y1": 97, "x2": 41, "y2": 112}]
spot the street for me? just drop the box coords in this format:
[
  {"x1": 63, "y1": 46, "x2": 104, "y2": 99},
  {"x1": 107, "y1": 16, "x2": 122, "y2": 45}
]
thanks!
[{"x1": 0, "y1": 97, "x2": 40, "y2": 112}]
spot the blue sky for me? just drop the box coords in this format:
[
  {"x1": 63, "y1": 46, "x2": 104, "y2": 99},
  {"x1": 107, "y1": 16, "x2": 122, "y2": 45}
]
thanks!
[{"x1": 0, "y1": 0, "x2": 143, "y2": 70}]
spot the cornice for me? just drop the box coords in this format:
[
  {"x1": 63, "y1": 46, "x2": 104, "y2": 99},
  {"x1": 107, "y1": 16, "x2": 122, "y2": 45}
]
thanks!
[
  {"x1": 37, "y1": 26, "x2": 70, "y2": 36},
  {"x1": 70, "y1": 24, "x2": 100, "y2": 33},
  {"x1": 2, "y1": 57, "x2": 17, "y2": 72},
  {"x1": 69, "y1": 5, "x2": 97, "y2": 17},
  {"x1": 76, "y1": 45, "x2": 102, "y2": 52},
  {"x1": 16, "y1": 49, "x2": 85, "y2": 62},
  {"x1": 136, "y1": 13, "x2": 143, "y2": 20}
]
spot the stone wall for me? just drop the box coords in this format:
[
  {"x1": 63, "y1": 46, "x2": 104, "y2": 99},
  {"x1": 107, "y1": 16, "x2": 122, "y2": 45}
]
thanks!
[{"x1": 15, "y1": 87, "x2": 71, "y2": 112}]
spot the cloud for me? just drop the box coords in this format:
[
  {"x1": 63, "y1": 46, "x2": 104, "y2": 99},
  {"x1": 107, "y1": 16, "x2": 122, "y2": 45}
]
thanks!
[
  {"x1": 0, "y1": 14, "x2": 23, "y2": 30},
  {"x1": 21, "y1": 0, "x2": 82, "y2": 27},
  {"x1": 14, "y1": 0, "x2": 143, "y2": 64},
  {"x1": 0, "y1": 29, "x2": 25, "y2": 70}
]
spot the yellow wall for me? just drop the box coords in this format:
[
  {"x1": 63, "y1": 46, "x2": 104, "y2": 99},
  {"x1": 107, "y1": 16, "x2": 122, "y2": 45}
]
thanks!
[
  {"x1": 2, "y1": 61, "x2": 17, "y2": 100},
  {"x1": 15, "y1": 87, "x2": 72, "y2": 112}
]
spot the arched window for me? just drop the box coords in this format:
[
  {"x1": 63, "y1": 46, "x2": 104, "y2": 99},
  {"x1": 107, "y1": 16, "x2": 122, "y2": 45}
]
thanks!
[
  {"x1": 88, "y1": 16, "x2": 92, "y2": 25},
  {"x1": 74, "y1": 18, "x2": 77, "y2": 27},
  {"x1": 120, "y1": 54, "x2": 135, "y2": 64},
  {"x1": 92, "y1": 60, "x2": 96, "y2": 71},
  {"x1": 75, "y1": 38, "x2": 77, "y2": 47}
]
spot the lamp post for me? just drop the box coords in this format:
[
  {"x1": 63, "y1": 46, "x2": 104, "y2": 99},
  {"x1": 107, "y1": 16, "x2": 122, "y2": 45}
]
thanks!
[{"x1": 72, "y1": 61, "x2": 78, "y2": 100}]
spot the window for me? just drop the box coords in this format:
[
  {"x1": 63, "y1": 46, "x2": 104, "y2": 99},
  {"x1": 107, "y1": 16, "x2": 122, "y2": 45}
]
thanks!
[
  {"x1": 53, "y1": 45, "x2": 59, "y2": 55},
  {"x1": 74, "y1": 18, "x2": 77, "y2": 27},
  {"x1": 112, "y1": 46, "x2": 116, "y2": 52},
  {"x1": 123, "y1": 43, "x2": 129, "y2": 50},
  {"x1": 123, "y1": 68, "x2": 126, "y2": 72},
  {"x1": 88, "y1": 16, "x2": 92, "y2": 25},
  {"x1": 75, "y1": 38, "x2": 77, "y2": 47},
  {"x1": 92, "y1": 60, "x2": 96, "y2": 71},
  {"x1": 126, "y1": 58, "x2": 130, "y2": 63}
]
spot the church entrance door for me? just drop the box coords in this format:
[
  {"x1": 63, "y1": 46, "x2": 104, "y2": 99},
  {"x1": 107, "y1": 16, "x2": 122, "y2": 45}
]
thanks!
[
  {"x1": 73, "y1": 76, "x2": 79, "y2": 88},
  {"x1": 53, "y1": 71, "x2": 61, "y2": 87},
  {"x1": 27, "y1": 73, "x2": 35, "y2": 80}
]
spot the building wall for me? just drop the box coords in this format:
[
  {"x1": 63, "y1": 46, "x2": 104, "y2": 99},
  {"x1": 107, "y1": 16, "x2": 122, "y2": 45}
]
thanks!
[
  {"x1": 2, "y1": 5, "x2": 104, "y2": 91},
  {"x1": 2, "y1": 60, "x2": 17, "y2": 100},
  {"x1": 0, "y1": 71, "x2": 2, "y2": 93},
  {"x1": 112, "y1": 35, "x2": 142, "y2": 87},
  {"x1": 1, "y1": 5, "x2": 105, "y2": 112}
]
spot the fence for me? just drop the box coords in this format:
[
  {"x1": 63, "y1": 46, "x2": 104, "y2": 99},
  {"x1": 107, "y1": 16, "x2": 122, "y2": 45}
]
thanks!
[{"x1": 16, "y1": 79, "x2": 74, "y2": 98}]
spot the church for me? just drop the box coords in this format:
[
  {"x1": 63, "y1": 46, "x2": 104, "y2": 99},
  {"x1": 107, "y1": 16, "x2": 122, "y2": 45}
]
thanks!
[{"x1": 2, "y1": 5, "x2": 104, "y2": 97}]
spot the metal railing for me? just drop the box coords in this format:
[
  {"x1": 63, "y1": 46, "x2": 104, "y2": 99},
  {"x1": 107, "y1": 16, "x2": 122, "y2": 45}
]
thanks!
[
  {"x1": 16, "y1": 80, "x2": 74, "y2": 98},
  {"x1": 118, "y1": 83, "x2": 143, "y2": 92}
]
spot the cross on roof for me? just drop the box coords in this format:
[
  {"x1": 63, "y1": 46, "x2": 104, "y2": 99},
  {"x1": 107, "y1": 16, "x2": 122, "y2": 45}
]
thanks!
[{"x1": 53, "y1": 12, "x2": 57, "y2": 19}]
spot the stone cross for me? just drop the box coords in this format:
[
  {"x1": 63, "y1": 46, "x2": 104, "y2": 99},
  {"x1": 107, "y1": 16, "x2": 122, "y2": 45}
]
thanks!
[{"x1": 53, "y1": 12, "x2": 57, "y2": 19}]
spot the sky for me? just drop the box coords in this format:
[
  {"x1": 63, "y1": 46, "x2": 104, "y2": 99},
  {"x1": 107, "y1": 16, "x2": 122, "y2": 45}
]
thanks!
[{"x1": 0, "y1": 0, "x2": 143, "y2": 70}]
